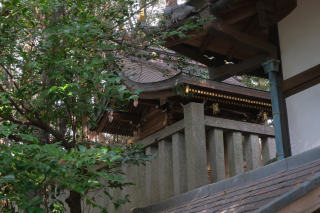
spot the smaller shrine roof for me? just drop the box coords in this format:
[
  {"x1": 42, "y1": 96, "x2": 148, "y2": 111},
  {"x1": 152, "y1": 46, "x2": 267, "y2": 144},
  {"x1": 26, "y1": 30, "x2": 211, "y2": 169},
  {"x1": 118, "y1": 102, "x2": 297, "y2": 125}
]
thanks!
[{"x1": 121, "y1": 56, "x2": 246, "y2": 87}]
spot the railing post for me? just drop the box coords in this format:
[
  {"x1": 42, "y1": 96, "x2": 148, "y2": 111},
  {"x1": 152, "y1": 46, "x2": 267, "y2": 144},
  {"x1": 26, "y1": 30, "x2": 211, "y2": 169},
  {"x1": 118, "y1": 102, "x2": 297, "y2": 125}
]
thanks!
[
  {"x1": 125, "y1": 165, "x2": 136, "y2": 211},
  {"x1": 121, "y1": 165, "x2": 128, "y2": 213},
  {"x1": 109, "y1": 166, "x2": 122, "y2": 213},
  {"x1": 244, "y1": 134, "x2": 261, "y2": 171},
  {"x1": 226, "y1": 131, "x2": 244, "y2": 177},
  {"x1": 145, "y1": 146, "x2": 160, "y2": 204},
  {"x1": 172, "y1": 132, "x2": 187, "y2": 196},
  {"x1": 158, "y1": 139, "x2": 174, "y2": 200},
  {"x1": 208, "y1": 128, "x2": 225, "y2": 183},
  {"x1": 135, "y1": 164, "x2": 147, "y2": 207},
  {"x1": 261, "y1": 137, "x2": 277, "y2": 165},
  {"x1": 90, "y1": 171, "x2": 107, "y2": 213},
  {"x1": 184, "y1": 102, "x2": 208, "y2": 191}
]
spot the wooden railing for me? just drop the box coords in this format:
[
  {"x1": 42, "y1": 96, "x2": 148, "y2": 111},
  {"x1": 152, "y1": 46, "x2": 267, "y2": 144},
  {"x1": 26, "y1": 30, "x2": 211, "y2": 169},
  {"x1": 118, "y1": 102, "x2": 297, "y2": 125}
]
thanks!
[{"x1": 107, "y1": 102, "x2": 276, "y2": 213}]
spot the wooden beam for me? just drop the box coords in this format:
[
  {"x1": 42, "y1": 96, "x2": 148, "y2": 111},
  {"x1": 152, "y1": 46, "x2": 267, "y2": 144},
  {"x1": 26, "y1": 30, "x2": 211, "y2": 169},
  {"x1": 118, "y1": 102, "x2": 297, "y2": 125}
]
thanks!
[
  {"x1": 113, "y1": 112, "x2": 140, "y2": 124},
  {"x1": 256, "y1": 0, "x2": 275, "y2": 27},
  {"x1": 226, "y1": 46, "x2": 239, "y2": 61},
  {"x1": 221, "y1": 4, "x2": 257, "y2": 24},
  {"x1": 163, "y1": 29, "x2": 207, "y2": 48},
  {"x1": 209, "y1": 54, "x2": 267, "y2": 81},
  {"x1": 140, "y1": 108, "x2": 161, "y2": 122},
  {"x1": 227, "y1": 16, "x2": 258, "y2": 60},
  {"x1": 96, "y1": 99, "x2": 116, "y2": 133},
  {"x1": 282, "y1": 63, "x2": 320, "y2": 98},
  {"x1": 169, "y1": 44, "x2": 215, "y2": 67},
  {"x1": 200, "y1": 35, "x2": 215, "y2": 53},
  {"x1": 221, "y1": 0, "x2": 257, "y2": 13},
  {"x1": 138, "y1": 99, "x2": 159, "y2": 106},
  {"x1": 102, "y1": 126, "x2": 135, "y2": 132},
  {"x1": 138, "y1": 122, "x2": 166, "y2": 140}
]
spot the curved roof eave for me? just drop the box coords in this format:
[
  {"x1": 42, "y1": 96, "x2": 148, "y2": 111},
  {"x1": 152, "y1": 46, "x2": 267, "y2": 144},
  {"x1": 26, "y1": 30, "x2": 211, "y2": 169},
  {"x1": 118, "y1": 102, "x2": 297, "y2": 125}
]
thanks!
[{"x1": 120, "y1": 72, "x2": 271, "y2": 100}]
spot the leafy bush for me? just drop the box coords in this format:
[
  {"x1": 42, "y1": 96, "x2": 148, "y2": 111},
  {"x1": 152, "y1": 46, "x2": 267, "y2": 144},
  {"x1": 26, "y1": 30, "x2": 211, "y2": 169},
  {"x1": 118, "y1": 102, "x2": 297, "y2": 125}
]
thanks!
[{"x1": 0, "y1": 142, "x2": 153, "y2": 213}]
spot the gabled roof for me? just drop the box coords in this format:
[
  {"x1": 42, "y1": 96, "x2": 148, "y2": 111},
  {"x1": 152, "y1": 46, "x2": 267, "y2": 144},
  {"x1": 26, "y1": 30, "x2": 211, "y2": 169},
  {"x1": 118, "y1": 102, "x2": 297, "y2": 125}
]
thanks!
[{"x1": 121, "y1": 56, "x2": 246, "y2": 87}]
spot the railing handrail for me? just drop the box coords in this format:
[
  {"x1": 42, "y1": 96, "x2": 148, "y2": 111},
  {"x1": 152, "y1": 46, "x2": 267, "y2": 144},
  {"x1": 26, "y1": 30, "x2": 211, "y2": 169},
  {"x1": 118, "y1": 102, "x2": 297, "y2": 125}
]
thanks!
[
  {"x1": 205, "y1": 116, "x2": 275, "y2": 137},
  {"x1": 137, "y1": 119, "x2": 185, "y2": 147},
  {"x1": 137, "y1": 116, "x2": 275, "y2": 147}
]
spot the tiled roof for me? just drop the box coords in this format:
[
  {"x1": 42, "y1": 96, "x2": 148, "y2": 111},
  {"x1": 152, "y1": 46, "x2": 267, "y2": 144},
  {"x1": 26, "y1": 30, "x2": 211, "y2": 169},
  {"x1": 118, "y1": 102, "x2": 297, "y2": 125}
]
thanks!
[
  {"x1": 121, "y1": 56, "x2": 246, "y2": 87},
  {"x1": 158, "y1": 160, "x2": 320, "y2": 213}
]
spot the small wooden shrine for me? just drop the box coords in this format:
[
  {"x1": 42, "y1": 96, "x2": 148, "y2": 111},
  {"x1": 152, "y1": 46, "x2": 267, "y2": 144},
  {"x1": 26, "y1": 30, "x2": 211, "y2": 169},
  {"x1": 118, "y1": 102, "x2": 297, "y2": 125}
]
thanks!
[{"x1": 91, "y1": 49, "x2": 272, "y2": 141}]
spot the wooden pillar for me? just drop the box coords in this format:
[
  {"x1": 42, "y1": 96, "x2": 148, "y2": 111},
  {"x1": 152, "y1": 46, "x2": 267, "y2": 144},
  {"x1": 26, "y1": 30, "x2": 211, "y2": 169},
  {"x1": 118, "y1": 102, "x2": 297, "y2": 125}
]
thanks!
[
  {"x1": 82, "y1": 115, "x2": 89, "y2": 140},
  {"x1": 98, "y1": 133, "x2": 104, "y2": 143}
]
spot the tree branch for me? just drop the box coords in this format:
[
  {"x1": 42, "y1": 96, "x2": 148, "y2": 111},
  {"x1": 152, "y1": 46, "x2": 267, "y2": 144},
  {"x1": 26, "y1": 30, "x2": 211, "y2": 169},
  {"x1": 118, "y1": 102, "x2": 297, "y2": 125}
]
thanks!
[
  {"x1": 0, "y1": 84, "x2": 26, "y2": 117},
  {"x1": 0, "y1": 64, "x2": 20, "y2": 91},
  {"x1": 33, "y1": 111, "x2": 71, "y2": 150},
  {"x1": 0, "y1": 113, "x2": 33, "y2": 126},
  {"x1": 6, "y1": 134, "x2": 34, "y2": 145}
]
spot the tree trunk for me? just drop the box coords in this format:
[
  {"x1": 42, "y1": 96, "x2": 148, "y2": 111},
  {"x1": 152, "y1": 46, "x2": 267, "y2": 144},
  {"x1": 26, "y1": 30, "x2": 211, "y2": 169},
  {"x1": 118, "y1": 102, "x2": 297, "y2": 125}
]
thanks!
[{"x1": 65, "y1": 190, "x2": 82, "y2": 213}]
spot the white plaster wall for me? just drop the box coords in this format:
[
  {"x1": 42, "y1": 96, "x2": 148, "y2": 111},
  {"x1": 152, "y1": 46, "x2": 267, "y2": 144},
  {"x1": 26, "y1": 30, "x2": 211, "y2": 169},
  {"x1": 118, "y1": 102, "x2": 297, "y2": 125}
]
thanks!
[
  {"x1": 278, "y1": 0, "x2": 320, "y2": 80},
  {"x1": 286, "y1": 84, "x2": 320, "y2": 155},
  {"x1": 278, "y1": 0, "x2": 320, "y2": 155}
]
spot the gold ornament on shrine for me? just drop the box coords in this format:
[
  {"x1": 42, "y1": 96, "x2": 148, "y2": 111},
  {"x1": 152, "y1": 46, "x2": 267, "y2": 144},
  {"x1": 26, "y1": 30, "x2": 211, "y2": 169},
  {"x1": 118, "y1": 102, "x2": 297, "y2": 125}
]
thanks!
[
  {"x1": 212, "y1": 103, "x2": 220, "y2": 114},
  {"x1": 262, "y1": 112, "x2": 268, "y2": 125}
]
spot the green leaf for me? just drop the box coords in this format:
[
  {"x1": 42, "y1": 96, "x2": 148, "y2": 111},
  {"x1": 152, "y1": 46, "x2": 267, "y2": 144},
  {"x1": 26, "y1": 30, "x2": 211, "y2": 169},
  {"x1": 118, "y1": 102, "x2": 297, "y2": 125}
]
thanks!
[
  {"x1": 128, "y1": 95, "x2": 138, "y2": 100},
  {"x1": 125, "y1": 194, "x2": 130, "y2": 202},
  {"x1": 78, "y1": 145, "x2": 86, "y2": 152},
  {"x1": 9, "y1": 124, "x2": 19, "y2": 130},
  {"x1": 19, "y1": 204, "x2": 28, "y2": 210},
  {"x1": 86, "y1": 198, "x2": 92, "y2": 205},
  {"x1": 28, "y1": 196, "x2": 43, "y2": 206},
  {"x1": 19, "y1": 134, "x2": 34, "y2": 142},
  {"x1": 74, "y1": 186, "x2": 85, "y2": 192},
  {"x1": 27, "y1": 207, "x2": 45, "y2": 213},
  {"x1": 3, "y1": 175, "x2": 15, "y2": 180},
  {"x1": 133, "y1": 89, "x2": 143, "y2": 94},
  {"x1": 113, "y1": 148, "x2": 124, "y2": 153},
  {"x1": 114, "y1": 175, "x2": 126, "y2": 181},
  {"x1": 110, "y1": 155, "x2": 121, "y2": 162}
]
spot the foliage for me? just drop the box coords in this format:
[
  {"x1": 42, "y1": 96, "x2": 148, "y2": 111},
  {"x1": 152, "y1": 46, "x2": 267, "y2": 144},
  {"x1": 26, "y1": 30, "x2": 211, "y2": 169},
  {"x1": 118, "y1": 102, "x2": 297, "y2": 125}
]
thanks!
[
  {"x1": 0, "y1": 0, "x2": 213, "y2": 212},
  {"x1": 240, "y1": 75, "x2": 270, "y2": 91},
  {"x1": 0, "y1": 142, "x2": 153, "y2": 213}
]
